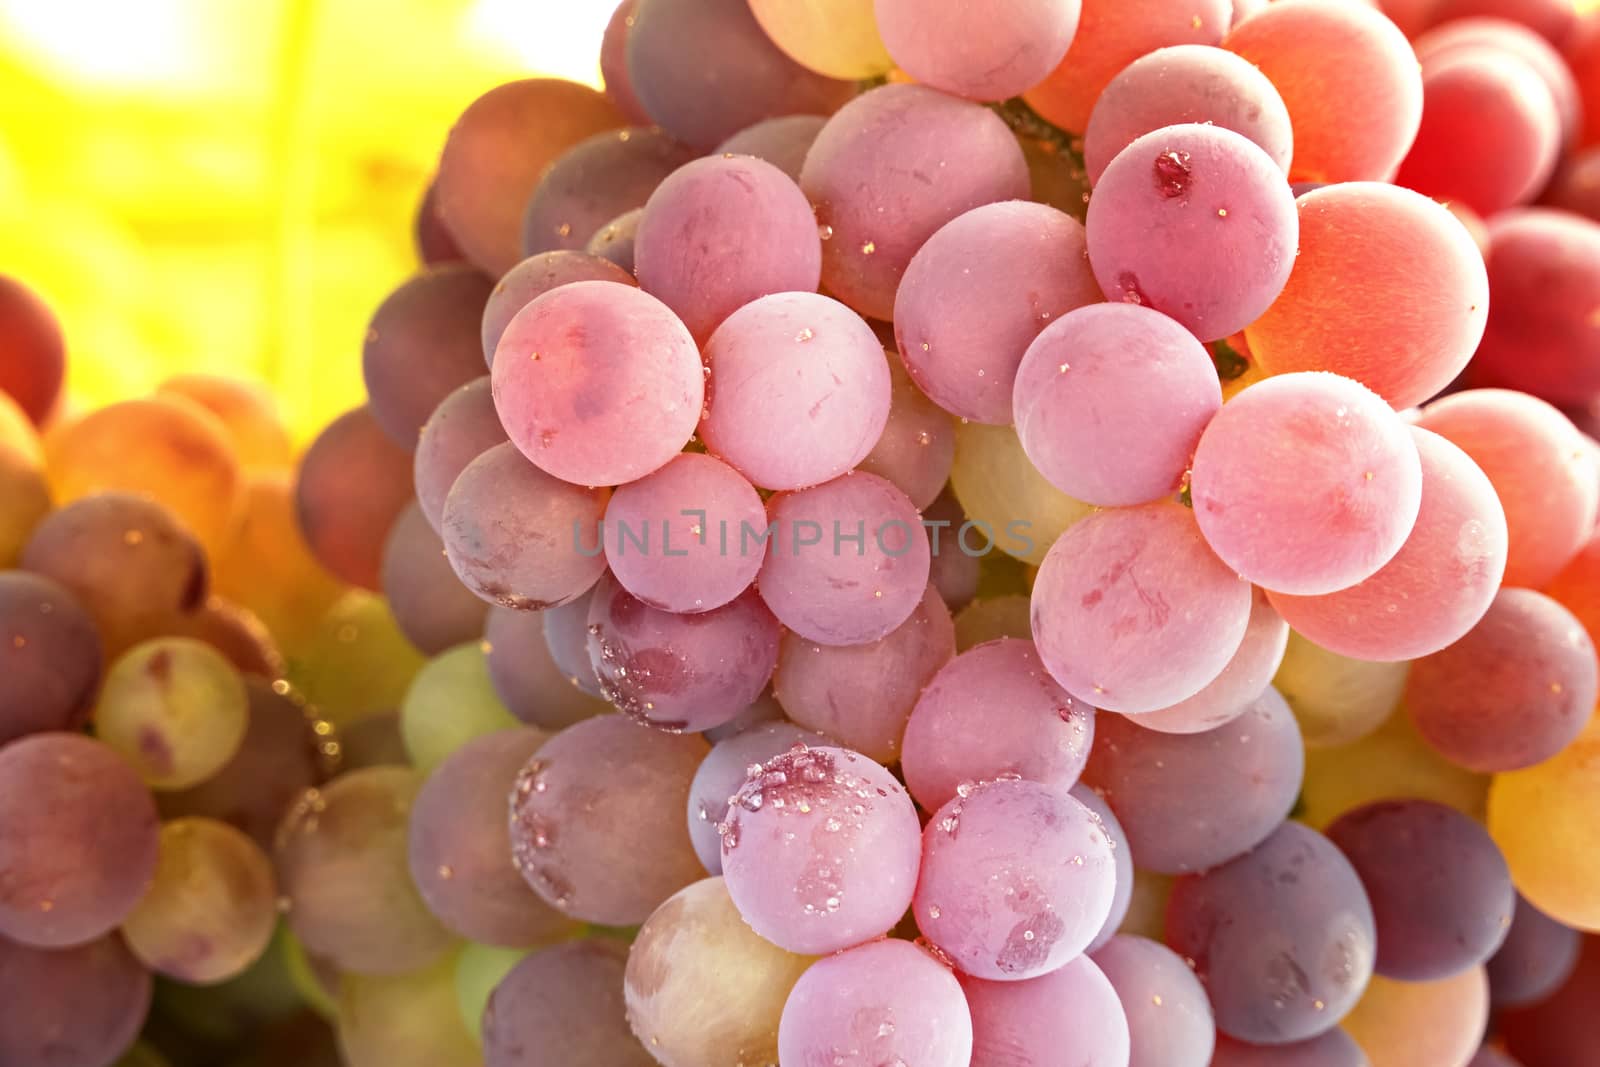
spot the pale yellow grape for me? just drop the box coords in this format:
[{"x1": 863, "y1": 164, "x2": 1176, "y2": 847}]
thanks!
[
  {"x1": 289, "y1": 590, "x2": 425, "y2": 727},
  {"x1": 94, "y1": 637, "x2": 249, "y2": 790},
  {"x1": 1118, "y1": 869, "x2": 1176, "y2": 942},
  {"x1": 747, "y1": 0, "x2": 893, "y2": 79},
  {"x1": 951, "y1": 421, "x2": 1094, "y2": 566},
  {"x1": 624, "y1": 877, "x2": 815, "y2": 1067},
  {"x1": 454, "y1": 943, "x2": 531, "y2": 1041},
  {"x1": 400, "y1": 642, "x2": 521, "y2": 774},
  {"x1": 953, "y1": 594, "x2": 1034, "y2": 651},
  {"x1": 1342, "y1": 968, "x2": 1489, "y2": 1067},
  {"x1": 278, "y1": 925, "x2": 339, "y2": 1021},
  {"x1": 338, "y1": 950, "x2": 484, "y2": 1067},
  {"x1": 1274, "y1": 630, "x2": 1409, "y2": 748},
  {"x1": 1489, "y1": 716, "x2": 1600, "y2": 931},
  {"x1": 120, "y1": 817, "x2": 277, "y2": 984},
  {"x1": 1300, "y1": 709, "x2": 1488, "y2": 831}
]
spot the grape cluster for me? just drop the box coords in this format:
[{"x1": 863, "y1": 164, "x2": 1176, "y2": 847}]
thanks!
[{"x1": 5, "y1": 0, "x2": 1600, "y2": 1064}]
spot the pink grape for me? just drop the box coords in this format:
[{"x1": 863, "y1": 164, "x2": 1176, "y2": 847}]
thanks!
[
  {"x1": 1133, "y1": 586, "x2": 1289, "y2": 735},
  {"x1": 1190, "y1": 372, "x2": 1424, "y2": 596},
  {"x1": 894, "y1": 199, "x2": 1104, "y2": 425},
  {"x1": 491, "y1": 280, "x2": 702, "y2": 486},
  {"x1": 602, "y1": 452, "x2": 766, "y2": 613},
  {"x1": 719, "y1": 745, "x2": 922, "y2": 954},
  {"x1": 440, "y1": 442, "x2": 609, "y2": 611},
  {"x1": 915, "y1": 778, "x2": 1117, "y2": 980},
  {"x1": 857, "y1": 359, "x2": 957, "y2": 511},
  {"x1": 0, "y1": 572, "x2": 101, "y2": 745},
  {"x1": 686, "y1": 720, "x2": 828, "y2": 875},
  {"x1": 800, "y1": 83, "x2": 1031, "y2": 321},
  {"x1": 698, "y1": 292, "x2": 891, "y2": 491},
  {"x1": 583, "y1": 207, "x2": 643, "y2": 273},
  {"x1": 874, "y1": 0, "x2": 1082, "y2": 101},
  {"x1": 758, "y1": 472, "x2": 932, "y2": 646},
  {"x1": 380, "y1": 502, "x2": 488, "y2": 656},
  {"x1": 1072, "y1": 782, "x2": 1134, "y2": 951},
  {"x1": 702, "y1": 690, "x2": 785, "y2": 744},
  {"x1": 585, "y1": 575, "x2": 781, "y2": 733},
  {"x1": 925, "y1": 489, "x2": 980, "y2": 613},
  {"x1": 773, "y1": 583, "x2": 955, "y2": 763},
  {"x1": 778, "y1": 939, "x2": 973, "y2": 1067},
  {"x1": 413, "y1": 377, "x2": 507, "y2": 534},
  {"x1": 1084, "y1": 687, "x2": 1304, "y2": 874},
  {"x1": 1413, "y1": 17, "x2": 1582, "y2": 147},
  {"x1": 0, "y1": 934, "x2": 151, "y2": 1067},
  {"x1": 483, "y1": 606, "x2": 608, "y2": 731},
  {"x1": 479, "y1": 251, "x2": 635, "y2": 363},
  {"x1": 1431, "y1": 0, "x2": 1583, "y2": 47},
  {"x1": 1086, "y1": 123, "x2": 1298, "y2": 341},
  {"x1": 633, "y1": 155, "x2": 823, "y2": 344},
  {"x1": 1268, "y1": 428, "x2": 1508, "y2": 662},
  {"x1": 520, "y1": 126, "x2": 695, "y2": 257},
  {"x1": 1030, "y1": 500, "x2": 1253, "y2": 713},
  {"x1": 542, "y1": 587, "x2": 604, "y2": 699},
  {"x1": 1092, "y1": 935, "x2": 1215, "y2": 1067},
  {"x1": 962, "y1": 954, "x2": 1131, "y2": 1067},
  {"x1": 712, "y1": 114, "x2": 826, "y2": 180},
  {"x1": 1014, "y1": 302, "x2": 1221, "y2": 506},
  {"x1": 294, "y1": 406, "x2": 414, "y2": 592},
  {"x1": 1084, "y1": 44, "x2": 1294, "y2": 184},
  {"x1": 900, "y1": 637, "x2": 1096, "y2": 813}
]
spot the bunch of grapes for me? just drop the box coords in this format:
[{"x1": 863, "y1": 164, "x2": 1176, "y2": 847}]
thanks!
[{"x1": 6, "y1": 0, "x2": 1600, "y2": 1064}]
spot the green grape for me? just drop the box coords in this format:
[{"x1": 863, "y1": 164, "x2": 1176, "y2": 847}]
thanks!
[
  {"x1": 338, "y1": 950, "x2": 483, "y2": 1067},
  {"x1": 454, "y1": 943, "x2": 530, "y2": 1042},
  {"x1": 400, "y1": 643, "x2": 520, "y2": 774},
  {"x1": 953, "y1": 594, "x2": 1033, "y2": 652},
  {"x1": 1301, "y1": 708, "x2": 1489, "y2": 831},
  {"x1": 279, "y1": 925, "x2": 340, "y2": 1022},
  {"x1": 288, "y1": 590, "x2": 425, "y2": 727},
  {"x1": 1274, "y1": 630, "x2": 1409, "y2": 748},
  {"x1": 950, "y1": 420, "x2": 1093, "y2": 566},
  {"x1": 1118, "y1": 869, "x2": 1176, "y2": 942}
]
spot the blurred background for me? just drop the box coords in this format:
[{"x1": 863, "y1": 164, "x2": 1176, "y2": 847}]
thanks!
[{"x1": 0, "y1": 0, "x2": 613, "y2": 440}]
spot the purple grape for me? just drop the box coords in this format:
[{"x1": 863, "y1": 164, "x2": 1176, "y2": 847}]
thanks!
[
  {"x1": 491, "y1": 281, "x2": 702, "y2": 486},
  {"x1": 408, "y1": 729, "x2": 576, "y2": 947},
  {"x1": 1211, "y1": 1029, "x2": 1371, "y2": 1067},
  {"x1": 543, "y1": 587, "x2": 604, "y2": 698},
  {"x1": 1134, "y1": 586, "x2": 1289, "y2": 735},
  {"x1": 362, "y1": 264, "x2": 493, "y2": 448},
  {"x1": 1015, "y1": 302, "x2": 1221, "y2": 506},
  {"x1": 483, "y1": 939, "x2": 655, "y2": 1067},
  {"x1": 800, "y1": 83, "x2": 1031, "y2": 321},
  {"x1": 583, "y1": 207, "x2": 644, "y2": 273},
  {"x1": 1086, "y1": 123, "x2": 1298, "y2": 341},
  {"x1": 915, "y1": 778, "x2": 1118, "y2": 981},
  {"x1": 520, "y1": 126, "x2": 695, "y2": 257},
  {"x1": 759, "y1": 472, "x2": 932, "y2": 646},
  {"x1": 440, "y1": 442, "x2": 609, "y2": 611},
  {"x1": 962, "y1": 954, "x2": 1131, "y2": 1067},
  {"x1": 585, "y1": 575, "x2": 781, "y2": 732},
  {"x1": 778, "y1": 939, "x2": 973, "y2": 1067},
  {"x1": 1073, "y1": 782, "x2": 1134, "y2": 951},
  {"x1": 0, "y1": 933, "x2": 151, "y2": 1067},
  {"x1": 380, "y1": 502, "x2": 488, "y2": 656},
  {"x1": 773, "y1": 583, "x2": 955, "y2": 763},
  {"x1": 599, "y1": 0, "x2": 649, "y2": 124},
  {"x1": 900, "y1": 637, "x2": 1095, "y2": 814},
  {"x1": 687, "y1": 721, "x2": 827, "y2": 875},
  {"x1": 702, "y1": 690, "x2": 785, "y2": 743},
  {"x1": 602, "y1": 452, "x2": 766, "y2": 613},
  {"x1": 719, "y1": 745, "x2": 921, "y2": 954},
  {"x1": 1487, "y1": 894, "x2": 1582, "y2": 1008},
  {"x1": 483, "y1": 606, "x2": 609, "y2": 731},
  {"x1": 925, "y1": 489, "x2": 980, "y2": 612},
  {"x1": 625, "y1": 0, "x2": 852, "y2": 150},
  {"x1": 0, "y1": 571, "x2": 102, "y2": 745},
  {"x1": 509, "y1": 715, "x2": 708, "y2": 924},
  {"x1": 479, "y1": 251, "x2": 635, "y2": 363},
  {"x1": 0, "y1": 733, "x2": 159, "y2": 948},
  {"x1": 1031, "y1": 500, "x2": 1253, "y2": 713},
  {"x1": 1166, "y1": 821, "x2": 1377, "y2": 1044},
  {"x1": 1326, "y1": 799, "x2": 1514, "y2": 981},
  {"x1": 713, "y1": 114, "x2": 827, "y2": 180},
  {"x1": 414, "y1": 176, "x2": 463, "y2": 266},
  {"x1": 1092, "y1": 935, "x2": 1215, "y2": 1067},
  {"x1": 875, "y1": 0, "x2": 1081, "y2": 101},
  {"x1": 857, "y1": 358, "x2": 957, "y2": 510}
]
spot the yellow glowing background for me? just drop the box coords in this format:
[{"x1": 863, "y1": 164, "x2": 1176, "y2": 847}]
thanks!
[{"x1": 0, "y1": 0, "x2": 615, "y2": 440}]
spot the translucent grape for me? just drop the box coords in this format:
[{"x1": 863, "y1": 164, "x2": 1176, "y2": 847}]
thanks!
[
  {"x1": 399, "y1": 643, "x2": 521, "y2": 773},
  {"x1": 758, "y1": 472, "x2": 932, "y2": 646},
  {"x1": 157, "y1": 374, "x2": 293, "y2": 472},
  {"x1": 901, "y1": 638, "x2": 1094, "y2": 813},
  {"x1": 542, "y1": 587, "x2": 604, "y2": 698},
  {"x1": 0, "y1": 934, "x2": 151, "y2": 1067},
  {"x1": 924, "y1": 490, "x2": 980, "y2": 613},
  {"x1": 509, "y1": 715, "x2": 707, "y2": 924},
  {"x1": 1223, "y1": 0, "x2": 1423, "y2": 183},
  {"x1": 1212, "y1": 1030, "x2": 1372, "y2": 1066},
  {"x1": 440, "y1": 442, "x2": 609, "y2": 611},
  {"x1": 951, "y1": 421, "x2": 1094, "y2": 566},
  {"x1": 1086, "y1": 123, "x2": 1297, "y2": 342},
  {"x1": 583, "y1": 207, "x2": 643, "y2": 273},
  {"x1": 483, "y1": 939, "x2": 656, "y2": 1066},
  {"x1": 361, "y1": 265, "x2": 493, "y2": 448},
  {"x1": 0, "y1": 571, "x2": 102, "y2": 745},
  {"x1": 875, "y1": 0, "x2": 1081, "y2": 101},
  {"x1": 687, "y1": 721, "x2": 827, "y2": 875},
  {"x1": 337, "y1": 950, "x2": 481, "y2": 1067},
  {"x1": 0, "y1": 733, "x2": 158, "y2": 948},
  {"x1": 1342, "y1": 968, "x2": 1490, "y2": 1067},
  {"x1": 747, "y1": 0, "x2": 892, "y2": 79},
  {"x1": 625, "y1": 877, "x2": 815, "y2": 1067},
  {"x1": 894, "y1": 200, "x2": 1103, "y2": 425},
  {"x1": 1092, "y1": 935, "x2": 1214, "y2": 1067},
  {"x1": 1166, "y1": 821, "x2": 1377, "y2": 1044},
  {"x1": 275, "y1": 766, "x2": 456, "y2": 976},
  {"x1": 698, "y1": 293, "x2": 888, "y2": 491},
  {"x1": 599, "y1": 0, "x2": 649, "y2": 123},
  {"x1": 1415, "y1": 389, "x2": 1598, "y2": 587},
  {"x1": 778, "y1": 939, "x2": 973, "y2": 1067},
  {"x1": 120, "y1": 817, "x2": 277, "y2": 985},
  {"x1": 408, "y1": 729, "x2": 576, "y2": 948},
  {"x1": 483, "y1": 606, "x2": 609, "y2": 731},
  {"x1": 720, "y1": 745, "x2": 921, "y2": 954},
  {"x1": 1015, "y1": 303, "x2": 1221, "y2": 505},
  {"x1": 1191, "y1": 373, "x2": 1424, "y2": 596},
  {"x1": 1500, "y1": 936, "x2": 1600, "y2": 1066},
  {"x1": 213, "y1": 474, "x2": 344, "y2": 654},
  {"x1": 380, "y1": 503, "x2": 487, "y2": 657},
  {"x1": 1301, "y1": 708, "x2": 1488, "y2": 831},
  {"x1": 857, "y1": 358, "x2": 956, "y2": 510},
  {"x1": 1031, "y1": 500, "x2": 1253, "y2": 713},
  {"x1": 0, "y1": 391, "x2": 49, "y2": 567},
  {"x1": 603, "y1": 452, "x2": 766, "y2": 613},
  {"x1": 1135, "y1": 586, "x2": 1289, "y2": 735},
  {"x1": 288, "y1": 590, "x2": 425, "y2": 727},
  {"x1": 491, "y1": 281, "x2": 701, "y2": 486},
  {"x1": 799, "y1": 83, "x2": 1031, "y2": 321},
  {"x1": 1413, "y1": 17, "x2": 1582, "y2": 147},
  {"x1": 0, "y1": 274, "x2": 65, "y2": 423},
  {"x1": 713, "y1": 114, "x2": 827, "y2": 180},
  {"x1": 1487, "y1": 894, "x2": 1582, "y2": 1008},
  {"x1": 586, "y1": 575, "x2": 781, "y2": 732},
  {"x1": 955, "y1": 594, "x2": 1034, "y2": 650},
  {"x1": 295, "y1": 405, "x2": 415, "y2": 591},
  {"x1": 478, "y1": 251, "x2": 635, "y2": 364},
  {"x1": 433, "y1": 79, "x2": 625, "y2": 277},
  {"x1": 520, "y1": 126, "x2": 695, "y2": 257},
  {"x1": 1274, "y1": 631, "x2": 1409, "y2": 749}
]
